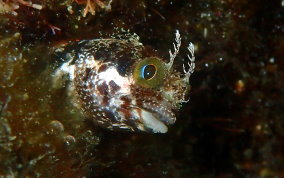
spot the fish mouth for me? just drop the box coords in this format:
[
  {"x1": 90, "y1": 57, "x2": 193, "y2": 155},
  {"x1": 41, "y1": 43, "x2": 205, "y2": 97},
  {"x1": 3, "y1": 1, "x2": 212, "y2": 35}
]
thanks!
[{"x1": 133, "y1": 102, "x2": 176, "y2": 133}]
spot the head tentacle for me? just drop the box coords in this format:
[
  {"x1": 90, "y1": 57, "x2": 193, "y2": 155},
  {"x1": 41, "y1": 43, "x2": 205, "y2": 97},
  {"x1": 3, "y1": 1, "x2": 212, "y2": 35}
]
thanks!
[
  {"x1": 166, "y1": 30, "x2": 181, "y2": 70},
  {"x1": 183, "y1": 42, "x2": 195, "y2": 83}
]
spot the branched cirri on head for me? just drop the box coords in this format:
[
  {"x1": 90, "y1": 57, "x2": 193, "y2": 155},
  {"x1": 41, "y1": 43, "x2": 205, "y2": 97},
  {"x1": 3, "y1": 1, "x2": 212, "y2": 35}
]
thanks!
[{"x1": 53, "y1": 30, "x2": 195, "y2": 133}]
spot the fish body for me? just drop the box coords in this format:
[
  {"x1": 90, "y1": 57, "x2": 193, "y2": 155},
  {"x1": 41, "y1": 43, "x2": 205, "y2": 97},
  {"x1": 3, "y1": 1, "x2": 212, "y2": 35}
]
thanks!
[{"x1": 53, "y1": 31, "x2": 195, "y2": 133}]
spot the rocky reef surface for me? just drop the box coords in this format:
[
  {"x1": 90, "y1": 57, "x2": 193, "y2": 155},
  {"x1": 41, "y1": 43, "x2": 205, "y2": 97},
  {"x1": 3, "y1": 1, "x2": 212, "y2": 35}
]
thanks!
[{"x1": 0, "y1": 0, "x2": 283, "y2": 177}]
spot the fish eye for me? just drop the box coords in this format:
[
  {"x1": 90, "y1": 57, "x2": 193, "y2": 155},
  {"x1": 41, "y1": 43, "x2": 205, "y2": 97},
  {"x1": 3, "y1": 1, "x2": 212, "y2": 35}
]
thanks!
[
  {"x1": 141, "y1": 64, "x2": 156, "y2": 80},
  {"x1": 134, "y1": 57, "x2": 167, "y2": 88}
]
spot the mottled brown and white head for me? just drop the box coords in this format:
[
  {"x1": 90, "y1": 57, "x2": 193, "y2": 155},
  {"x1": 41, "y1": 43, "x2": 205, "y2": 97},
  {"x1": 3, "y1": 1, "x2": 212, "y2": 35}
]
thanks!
[{"x1": 54, "y1": 30, "x2": 195, "y2": 133}]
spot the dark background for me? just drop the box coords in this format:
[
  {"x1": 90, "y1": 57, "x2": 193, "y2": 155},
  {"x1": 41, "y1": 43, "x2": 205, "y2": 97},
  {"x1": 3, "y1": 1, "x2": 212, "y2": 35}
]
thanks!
[{"x1": 0, "y1": 0, "x2": 283, "y2": 177}]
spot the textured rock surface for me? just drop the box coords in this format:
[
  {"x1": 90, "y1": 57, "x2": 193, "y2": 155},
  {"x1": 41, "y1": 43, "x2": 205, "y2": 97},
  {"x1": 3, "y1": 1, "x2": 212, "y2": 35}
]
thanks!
[{"x1": 0, "y1": 0, "x2": 283, "y2": 177}]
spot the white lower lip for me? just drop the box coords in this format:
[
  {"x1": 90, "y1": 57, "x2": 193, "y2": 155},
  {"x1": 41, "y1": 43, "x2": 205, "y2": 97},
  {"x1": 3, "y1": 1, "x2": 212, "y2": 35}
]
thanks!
[{"x1": 139, "y1": 109, "x2": 168, "y2": 133}]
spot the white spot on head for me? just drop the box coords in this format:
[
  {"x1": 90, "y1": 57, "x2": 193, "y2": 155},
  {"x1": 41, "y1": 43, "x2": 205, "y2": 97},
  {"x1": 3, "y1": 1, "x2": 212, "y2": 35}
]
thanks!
[{"x1": 97, "y1": 67, "x2": 132, "y2": 94}]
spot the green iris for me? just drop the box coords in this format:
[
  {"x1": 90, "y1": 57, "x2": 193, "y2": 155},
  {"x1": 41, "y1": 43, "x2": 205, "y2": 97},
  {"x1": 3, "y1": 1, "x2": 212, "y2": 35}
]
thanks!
[{"x1": 133, "y1": 57, "x2": 167, "y2": 88}]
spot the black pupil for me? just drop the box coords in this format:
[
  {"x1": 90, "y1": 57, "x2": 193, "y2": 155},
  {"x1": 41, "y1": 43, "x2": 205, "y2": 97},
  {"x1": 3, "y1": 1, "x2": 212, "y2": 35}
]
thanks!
[{"x1": 143, "y1": 65, "x2": 156, "y2": 80}]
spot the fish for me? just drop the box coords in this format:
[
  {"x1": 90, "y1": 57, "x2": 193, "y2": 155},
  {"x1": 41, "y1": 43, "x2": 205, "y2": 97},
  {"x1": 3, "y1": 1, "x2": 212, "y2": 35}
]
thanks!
[{"x1": 53, "y1": 30, "x2": 195, "y2": 133}]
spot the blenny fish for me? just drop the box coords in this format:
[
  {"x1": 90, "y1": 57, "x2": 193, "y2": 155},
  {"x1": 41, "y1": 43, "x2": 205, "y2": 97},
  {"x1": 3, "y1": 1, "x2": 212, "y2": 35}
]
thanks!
[{"x1": 53, "y1": 30, "x2": 195, "y2": 133}]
